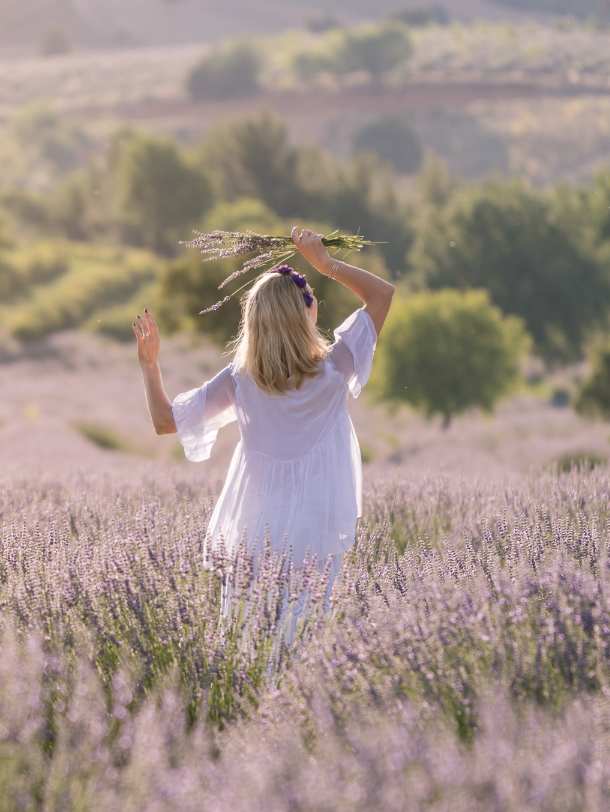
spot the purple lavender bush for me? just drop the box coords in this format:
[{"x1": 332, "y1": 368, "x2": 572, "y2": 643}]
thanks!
[{"x1": 2, "y1": 466, "x2": 610, "y2": 808}]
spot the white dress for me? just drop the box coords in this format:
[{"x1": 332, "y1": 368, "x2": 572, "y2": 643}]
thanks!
[{"x1": 172, "y1": 309, "x2": 377, "y2": 565}]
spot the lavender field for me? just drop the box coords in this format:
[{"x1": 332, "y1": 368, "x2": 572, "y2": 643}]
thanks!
[{"x1": 2, "y1": 463, "x2": 610, "y2": 810}]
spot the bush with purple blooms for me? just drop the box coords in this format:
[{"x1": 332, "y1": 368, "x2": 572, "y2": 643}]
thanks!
[{"x1": 2, "y1": 466, "x2": 610, "y2": 808}]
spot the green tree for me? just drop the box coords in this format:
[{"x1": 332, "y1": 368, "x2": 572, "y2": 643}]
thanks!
[
  {"x1": 200, "y1": 113, "x2": 414, "y2": 274},
  {"x1": 186, "y1": 42, "x2": 262, "y2": 102},
  {"x1": 12, "y1": 103, "x2": 88, "y2": 175},
  {"x1": 117, "y1": 134, "x2": 214, "y2": 254},
  {"x1": 575, "y1": 338, "x2": 610, "y2": 421},
  {"x1": 372, "y1": 289, "x2": 531, "y2": 427},
  {"x1": 201, "y1": 112, "x2": 300, "y2": 215},
  {"x1": 336, "y1": 22, "x2": 412, "y2": 77},
  {"x1": 352, "y1": 116, "x2": 423, "y2": 175},
  {"x1": 409, "y1": 180, "x2": 609, "y2": 362}
]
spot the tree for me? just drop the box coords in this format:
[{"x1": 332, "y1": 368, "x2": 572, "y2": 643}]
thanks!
[
  {"x1": 186, "y1": 42, "x2": 262, "y2": 102},
  {"x1": 201, "y1": 112, "x2": 300, "y2": 215},
  {"x1": 352, "y1": 116, "x2": 423, "y2": 175},
  {"x1": 12, "y1": 103, "x2": 88, "y2": 175},
  {"x1": 117, "y1": 134, "x2": 214, "y2": 254},
  {"x1": 336, "y1": 22, "x2": 412, "y2": 78},
  {"x1": 200, "y1": 113, "x2": 415, "y2": 274},
  {"x1": 409, "y1": 180, "x2": 610, "y2": 362},
  {"x1": 575, "y1": 338, "x2": 610, "y2": 421},
  {"x1": 372, "y1": 289, "x2": 531, "y2": 427}
]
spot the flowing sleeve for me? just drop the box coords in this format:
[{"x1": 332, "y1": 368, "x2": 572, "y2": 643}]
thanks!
[
  {"x1": 328, "y1": 308, "x2": 377, "y2": 398},
  {"x1": 172, "y1": 366, "x2": 237, "y2": 462}
]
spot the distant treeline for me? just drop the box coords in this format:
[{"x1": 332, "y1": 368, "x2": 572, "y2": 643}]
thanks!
[{"x1": 2, "y1": 108, "x2": 610, "y2": 368}]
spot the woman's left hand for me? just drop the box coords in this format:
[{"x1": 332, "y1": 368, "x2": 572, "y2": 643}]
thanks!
[{"x1": 133, "y1": 309, "x2": 160, "y2": 368}]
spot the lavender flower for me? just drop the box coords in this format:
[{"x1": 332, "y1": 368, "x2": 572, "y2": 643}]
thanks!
[{"x1": 182, "y1": 230, "x2": 376, "y2": 314}]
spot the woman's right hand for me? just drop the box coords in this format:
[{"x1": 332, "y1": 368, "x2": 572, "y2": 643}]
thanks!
[
  {"x1": 291, "y1": 226, "x2": 332, "y2": 275},
  {"x1": 133, "y1": 309, "x2": 160, "y2": 368}
]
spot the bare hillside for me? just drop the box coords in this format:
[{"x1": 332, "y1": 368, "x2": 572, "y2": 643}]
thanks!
[{"x1": 0, "y1": 0, "x2": 557, "y2": 54}]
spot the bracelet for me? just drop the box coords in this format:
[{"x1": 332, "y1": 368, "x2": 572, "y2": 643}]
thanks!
[{"x1": 328, "y1": 260, "x2": 341, "y2": 280}]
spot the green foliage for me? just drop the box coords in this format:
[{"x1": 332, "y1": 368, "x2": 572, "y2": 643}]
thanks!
[
  {"x1": 0, "y1": 242, "x2": 68, "y2": 303},
  {"x1": 158, "y1": 252, "x2": 244, "y2": 344},
  {"x1": 551, "y1": 169, "x2": 610, "y2": 254},
  {"x1": 117, "y1": 134, "x2": 214, "y2": 254},
  {"x1": 85, "y1": 280, "x2": 160, "y2": 342},
  {"x1": 202, "y1": 112, "x2": 300, "y2": 215},
  {"x1": 50, "y1": 166, "x2": 116, "y2": 241},
  {"x1": 0, "y1": 258, "x2": 26, "y2": 302},
  {"x1": 186, "y1": 42, "x2": 263, "y2": 102},
  {"x1": 74, "y1": 422, "x2": 134, "y2": 453},
  {"x1": 12, "y1": 103, "x2": 88, "y2": 175},
  {"x1": 352, "y1": 116, "x2": 423, "y2": 175},
  {"x1": 3, "y1": 245, "x2": 159, "y2": 342},
  {"x1": 575, "y1": 338, "x2": 610, "y2": 421},
  {"x1": 372, "y1": 288, "x2": 531, "y2": 426},
  {"x1": 158, "y1": 240, "x2": 364, "y2": 347},
  {"x1": 292, "y1": 20, "x2": 411, "y2": 80},
  {"x1": 555, "y1": 450, "x2": 607, "y2": 472},
  {"x1": 336, "y1": 22, "x2": 412, "y2": 77},
  {"x1": 409, "y1": 180, "x2": 609, "y2": 362},
  {"x1": 201, "y1": 113, "x2": 414, "y2": 274},
  {"x1": 201, "y1": 197, "x2": 282, "y2": 234}
]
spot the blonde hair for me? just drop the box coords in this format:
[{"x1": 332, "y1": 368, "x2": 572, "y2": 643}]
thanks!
[{"x1": 233, "y1": 271, "x2": 330, "y2": 395}]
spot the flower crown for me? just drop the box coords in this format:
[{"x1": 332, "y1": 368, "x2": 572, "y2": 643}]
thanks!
[{"x1": 273, "y1": 265, "x2": 314, "y2": 308}]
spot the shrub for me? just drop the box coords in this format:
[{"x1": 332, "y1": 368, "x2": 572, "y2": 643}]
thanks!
[
  {"x1": 74, "y1": 422, "x2": 134, "y2": 453},
  {"x1": 409, "y1": 180, "x2": 610, "y2": 362},
  {"x1": 575, "y1": 338, "x2": 610, "y2": 421},
  {"x1": 352, "y1": 116, "x2": 423, "y2": 174},
  {"x1": 186, "y1": 42, "x2": 262, "y2": 102},
  {"x1": 0, "y1": 257, "x2": 26, "y2": 302},
  {"x1": 336, "y1": 22, "x2": 412, "y2": 77},
  {"x1": 12, "y1": 103, "x2": 88, "y2": 174},
  {"x1": 86, "y1": 280, "x2": 160, "y2": 343},
  {"x1": 372, "y1": 288, "x2": 531, "y2": 426},
  {"x1": 5, "y1": 246, "x2": 159, "y2": 342}
]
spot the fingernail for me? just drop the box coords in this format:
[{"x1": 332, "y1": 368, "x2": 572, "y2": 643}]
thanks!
[{"x1": 144, "y1": 308, "x2": 149, "y2": 313}]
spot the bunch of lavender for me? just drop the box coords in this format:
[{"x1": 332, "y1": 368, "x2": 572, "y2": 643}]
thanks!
[{"x1": 182, "y1": 230, "x2": 376, "y2": 313}]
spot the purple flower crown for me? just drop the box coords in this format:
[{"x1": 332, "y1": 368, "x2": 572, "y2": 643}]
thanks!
[{"x1": 273, "y1": 265, "x2": 314, "y2": 308}]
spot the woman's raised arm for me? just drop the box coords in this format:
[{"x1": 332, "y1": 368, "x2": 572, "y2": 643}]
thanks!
[
  {"x1": 291, "y1": 226, "x2": 395, "y2": 336},
  {"x1": 133, "y1": 310, "x2": 177, "y2": 435}
]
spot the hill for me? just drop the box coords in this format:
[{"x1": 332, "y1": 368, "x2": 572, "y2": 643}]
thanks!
[{"x1": 0, "y1": 0, "x2": 565, "y2": 55}]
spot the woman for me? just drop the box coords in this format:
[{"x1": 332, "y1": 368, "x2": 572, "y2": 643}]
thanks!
[{"x1": 134, "y1": 227, "x2": 394, "y2": 585}]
